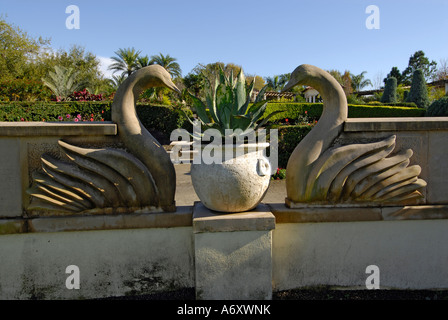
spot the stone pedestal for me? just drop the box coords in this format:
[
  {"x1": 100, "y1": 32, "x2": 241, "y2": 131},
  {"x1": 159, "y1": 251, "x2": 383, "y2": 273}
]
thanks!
[{"x1": 193, "y1": 202, "x2": 275, "y2": 300}]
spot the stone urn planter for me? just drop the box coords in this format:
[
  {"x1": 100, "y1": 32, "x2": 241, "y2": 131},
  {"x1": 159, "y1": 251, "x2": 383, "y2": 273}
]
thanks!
[
  {"x1": 184, "y1": 67, "x2": 281, "y2": 213},
  {"x1": 191, "y1": 143, "x2": 271, "y2": 213}
]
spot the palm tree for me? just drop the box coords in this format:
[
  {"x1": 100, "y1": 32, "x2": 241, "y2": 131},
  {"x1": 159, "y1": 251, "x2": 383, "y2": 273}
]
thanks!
[
  {"x1": 137, "y1": 55, "x2": 152, "y2": 69},
  {"x1": 42, "y1": 65, "x2": 88, "y2": 101},
  {"x1": 150, "y1": 53, "x2": 182, "y2": 78},
  {"x1": 108, "y1": 47, "x2": 141, "y2": 77},
  {"x1": 351, "y1": 71, "x2": 373, "y2": 92},
  {"x1": 265, "y1": 75, "x2": 281, "y2": 91},
  {"x1": 278, "y1": 73, "x2": 291, "y2": 90},
  {"x1": 108, "y1": 74, "x2": 127, "y2": 90}
]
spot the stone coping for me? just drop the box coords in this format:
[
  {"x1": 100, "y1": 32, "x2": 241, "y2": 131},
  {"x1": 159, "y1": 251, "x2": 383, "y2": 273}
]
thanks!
[
  {"x1": 344, "y1": 117, "x2": 448, "y2": 132},
  {"x1": 0, "y1": 206, "x2": 193, "y2": 235},
  {"x1": 0, "y1": 121, "x2": 117, "y2": 136},
  {"x1": 193, "y1": 202, "x2": 275, "y2": 233},
  {"x1": 2, "y1": 203, "x2": 448, "y2": 235},
  {"x1": 269, "y1": 203, "x2": 448, "y2": 223}
]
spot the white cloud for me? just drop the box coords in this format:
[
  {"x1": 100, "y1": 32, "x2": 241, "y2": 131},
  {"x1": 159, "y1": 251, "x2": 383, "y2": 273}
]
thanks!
[{"x1": 98, "y1": 56, "x2": 115, "y2": 79}]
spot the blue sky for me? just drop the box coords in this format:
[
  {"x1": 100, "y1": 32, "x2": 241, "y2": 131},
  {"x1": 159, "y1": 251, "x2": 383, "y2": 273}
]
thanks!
[{"x1": 1, "y1": 0, "x2": 447, "y2": 89}]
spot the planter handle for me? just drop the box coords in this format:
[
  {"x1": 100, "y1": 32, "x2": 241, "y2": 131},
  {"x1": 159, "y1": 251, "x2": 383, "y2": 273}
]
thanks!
[{"x1": 257, "y1": 158, "x2": 271, "y2": 177}]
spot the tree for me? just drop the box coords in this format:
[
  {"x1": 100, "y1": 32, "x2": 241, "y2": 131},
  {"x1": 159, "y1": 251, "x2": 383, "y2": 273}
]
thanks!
[
  {"x1": 246, "y1": 75, "x2": 266, "y2": 91},
  {"x1": 406, "y1": 69, "x2": 430, "y2": 108},
  {"x1": 380, "y1": 77, "x2": 398, "y2": 103},
  {"x1": 150, "y1": 53, "x2": 182, "y2": 78},
  {"x1": 137, "y1": 55, "x2": 152, "y2": 69},
  {"x1": 351, "y1": 71, "x2": 373, "y2": 92},
  {"x1": 0, "y1": 17, "x2": 50, "y2": 81},
  {"x1": 402, "y1": 50, "x2": 437, "y2": 85},
  {"x1": 327, "y1": 69, "x2": 353, "y2": 95},
  {"x1": 183, "y1": 72, "x2": 205, "y2": 97},
  {"x1": 383, "y1": 67, "x2": 403, "y2": 86},
  {"x1": 341, "y1": 70, "x2": 353, "y2": 96},
  {"x1": 265, "y1": 75, "x2": 281, "y2": 91},
  {"x1": 435, "y1": 58, "x2": 448, "y2": 81},
  {"x1": 108, "y1": 74, "x2": 127, "y2": 91},
  {"x1": 42, "y1": 65, "x2": 88, "y2": 101},
  {"x1": 108, "y1": 47, "x2": 141, "y2": 77}
]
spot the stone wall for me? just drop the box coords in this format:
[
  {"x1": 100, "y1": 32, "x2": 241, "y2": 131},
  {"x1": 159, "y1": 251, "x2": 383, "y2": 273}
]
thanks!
[{"x1": 1, "y1": 119, "x2": 448, "y2": 299}]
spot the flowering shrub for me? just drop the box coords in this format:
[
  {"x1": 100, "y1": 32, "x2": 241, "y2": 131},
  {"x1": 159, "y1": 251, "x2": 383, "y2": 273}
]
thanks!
[
  {"x1": 0, "y1": 101, "x2": 112, "y2": 122},
  {"x1": 53, "y1": 111, "x2": 106, "y2": 122},
  {"x1": 68, "y1": 89, "x2": 104, "y2": 101},
  {"x1": 271, "y1": 168, "x2": 286, "y2": 180}
]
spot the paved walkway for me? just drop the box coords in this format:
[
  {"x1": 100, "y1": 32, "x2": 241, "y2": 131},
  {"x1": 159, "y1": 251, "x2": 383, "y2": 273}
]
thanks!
[{"x1": 174, "y1": 164, "x2": 286, "y2": 206}]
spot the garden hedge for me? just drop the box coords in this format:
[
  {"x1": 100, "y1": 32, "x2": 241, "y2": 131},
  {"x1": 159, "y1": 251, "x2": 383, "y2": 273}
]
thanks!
[
  {"x1": 261, "y1": 102, "x2": 426, "y2": 124},
  {"x1": 0, "y1": 101, "x2": 193, "y2": 141},
  {"x1": 274, "y1": 124, "x2": 314, "y2": 168}
]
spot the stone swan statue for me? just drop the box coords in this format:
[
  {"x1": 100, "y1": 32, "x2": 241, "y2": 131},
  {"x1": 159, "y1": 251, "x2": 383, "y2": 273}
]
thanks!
[
  {"x1": 282, "y1": 64, "x2": 427, "y2": 206},
  {"x1": 27, "y1": 65, "x2": 180, "y2": 214}
]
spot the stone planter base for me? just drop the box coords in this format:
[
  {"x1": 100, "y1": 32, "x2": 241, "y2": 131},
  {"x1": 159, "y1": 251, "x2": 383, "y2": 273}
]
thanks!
[{"x1": 192, "y1": 202, "x2": 275, "y2": 300}]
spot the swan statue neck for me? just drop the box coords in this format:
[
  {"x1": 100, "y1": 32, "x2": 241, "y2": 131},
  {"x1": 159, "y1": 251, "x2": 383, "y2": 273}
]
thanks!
[
  {"x1": 111, "y1": 65, "x2": 179, "y2": 211},
  {"x1": 283, "y1": 65, "x2": 348, "y2": 201}
]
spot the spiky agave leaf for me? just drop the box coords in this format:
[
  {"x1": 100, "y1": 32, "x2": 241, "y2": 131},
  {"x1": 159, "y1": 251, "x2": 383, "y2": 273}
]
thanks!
[
  {"x1": 188, "y1": 91, "x2": 212, "y2": 125},
  {"x1": 204, "y1": 76, "x2": 220, "y2": 124},
  {"x1": 233, "y1": 69, "x2": 247, "y2": 114}
]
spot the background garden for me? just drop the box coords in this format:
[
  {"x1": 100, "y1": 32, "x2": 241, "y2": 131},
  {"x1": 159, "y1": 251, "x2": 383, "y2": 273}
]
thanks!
[{"x1": 1, "y1": 17, "x2": 448, "y2": 171}]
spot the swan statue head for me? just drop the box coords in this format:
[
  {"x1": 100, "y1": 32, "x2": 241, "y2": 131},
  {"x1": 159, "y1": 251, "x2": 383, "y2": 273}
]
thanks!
[{"x1": 281, "y1": 64, "x2": 426, "y2": 206}]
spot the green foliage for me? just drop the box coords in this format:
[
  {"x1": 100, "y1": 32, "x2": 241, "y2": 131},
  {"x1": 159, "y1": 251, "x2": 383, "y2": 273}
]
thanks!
[
  {"x1": 108, "y1": 47, "x2": 142, "y2": 77},
  {"x1": 406, "y1": 69, "x2": 430, "y2": 108},
  {"x1": 136, "y1": 104, "x2": 193, "y2": 138},
  {"x1": 186, "y1": 67, "x2": 283, "y2": 137},
  {"x1": 0, "y1": 101, "x2": 111, "y2": 122},
  {"x1": 365, "y1": 101, "x2": 417, "y2": 108},
  {"x1": 402, "y1": 50, "x2": 437, "y2": 85},
  {"x1": 0, "y1": 102, "x2": 192, "y2": 139},
  {"x1": 347, "y1": 104, "x2": 425, "y2": 117},
  {"x1": 346, "y1": 95, "x2": 365, "y2": 105},
  {"x1": 261, "y1": 102, "x2": 425, "y2": 124},
  {"x1": 276, "y1": 125, "x2": 314, "y2": 168},
  {"x1": 271, "y1": 167, "x2": 286, "y2": 180},
  {"x1": 150, "y1": 53, "x2": 182, "y2": 79},
  {"x1": 381, "y1": 77, "x2": 398, "y2": 103},
  {"x1": 42, "y1": 65, "x2": 88, "y2": 101},
  {"x1": 426, "y1": 96, "x2": 448, "y2": 116},
  {"x1": 384, "y1": 67, "x2": 404, "y2": 86},
  {"x1": 0, "y1": 79, "x2": 53, "y2": 101},
  {"x1": 0, "y1": 17, "x2": 49, "y2": 81},
  {"x1": 351, "y1": 71, "x2": 372, "y2": 92}
]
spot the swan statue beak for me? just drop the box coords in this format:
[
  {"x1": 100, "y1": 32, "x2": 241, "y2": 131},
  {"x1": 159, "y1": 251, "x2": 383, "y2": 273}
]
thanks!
[
  {"x1": 282, "y1": 80, "x2": 295, "y2": 93},
  {"x1": 166, "y1": 80, "x2": 182, "y2": 95}
]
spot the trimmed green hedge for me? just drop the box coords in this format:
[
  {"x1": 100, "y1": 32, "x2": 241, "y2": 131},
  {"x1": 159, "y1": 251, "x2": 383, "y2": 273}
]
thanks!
[
  {"x1": 275, "y1": 124, "x2": 314, "y2": 168},
  {"x1": 0, "y1": 101, "x2": 193, "y2": 141},
  {"x1": 0, "y1": 101, "x2": 112, "y2": 122},
  {"x1": 262, "y1": 102, "x2": 425, "y2": 124}
]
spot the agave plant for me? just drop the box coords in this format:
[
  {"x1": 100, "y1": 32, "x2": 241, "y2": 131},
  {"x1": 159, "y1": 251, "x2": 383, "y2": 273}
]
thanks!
[{"x1": 186, "y1": 67, "x2": 282, "y2": 140}]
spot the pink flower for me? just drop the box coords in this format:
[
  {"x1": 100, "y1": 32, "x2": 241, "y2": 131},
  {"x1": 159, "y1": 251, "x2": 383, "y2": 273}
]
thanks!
[
  {"x1": 77, "y1": 114, "x2": 82, "y2": 120},
  {"x1": 66, "y1": 114, "x2": 71, "y2": 119},
  {"x1": 74, "y1": 118, "x2": 79, "y2": 122},
  {"x1": 58, "y1": 116, "x2": 63, "y2": 121}
]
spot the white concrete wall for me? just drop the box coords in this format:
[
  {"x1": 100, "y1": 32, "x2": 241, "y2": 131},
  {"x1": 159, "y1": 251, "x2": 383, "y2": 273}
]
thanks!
[
  {"x1": 0, "y1": 226, "x2": 194, "y2": 299},
  {"x1": 272, "y1": 219, "x2": 448, "y2": 291}
]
